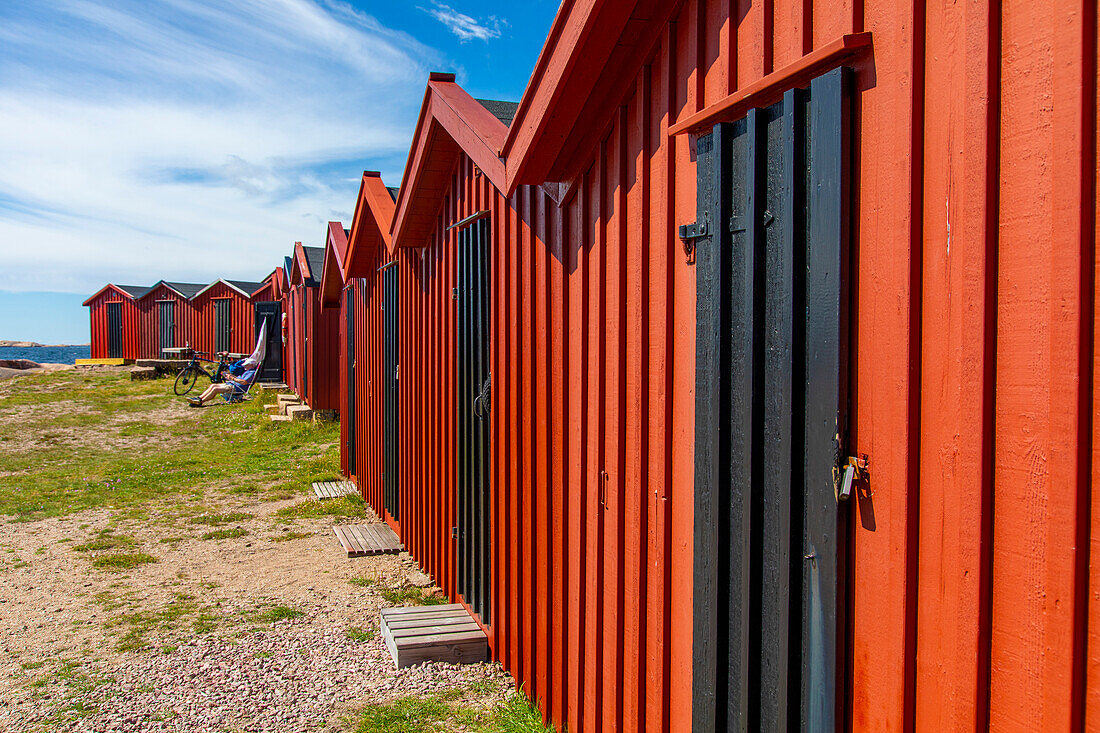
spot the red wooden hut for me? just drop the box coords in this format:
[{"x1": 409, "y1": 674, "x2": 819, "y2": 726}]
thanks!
[
  {"x1": 134, "y1": 281, "x2": 203, "y2": 359},
  {"x1": 189, "y1": 279, "x2": 265, "y2": 356},
  {"x1": 83, "y1": 284, "x2": 151, "y2": 359},
  {"x1": 285, "y1": 242, "x2": 340, "y2": 411},
  {"x1": 337, "y1": 0, "x2": 1098, "y2": 730},
  {"x1": 320, "y1": 172, "x2": 396, "y2": 489}
]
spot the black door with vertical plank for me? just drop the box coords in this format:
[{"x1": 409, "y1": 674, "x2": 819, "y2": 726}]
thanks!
[
  {"x1": 345, "y1": 286, "x2": 356, "y2": 477},
  {"x1": 158, "y1": 301, "x2": 175, "y2": 357},
  {"x1": 214, "y1": 298, "x2": 231, "y2": 353},
  {"x1": 456, "y1": 218, "x2": 491, "y2": 623},
  {"x1": 253, "y1": 302, "x2": 282, "y2": 382},
  {"x1": 692, "y1": 67, "x2": 851, "y2": 733},
  {"x1": 382, "y1": 265, "x2": 400, "y2": 522},
  {"x1": 106, "y1": 302, "x2": 122, "y2": 359}
]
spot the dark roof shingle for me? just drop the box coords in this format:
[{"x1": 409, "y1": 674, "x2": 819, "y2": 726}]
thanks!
[{"x1": 476, "y1": 99, "x2": 520, "y2": 126}]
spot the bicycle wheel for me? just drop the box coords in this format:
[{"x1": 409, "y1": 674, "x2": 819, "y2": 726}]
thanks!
[{"x1": 174, "y1": 367, "x2": 200, "y2": 396}]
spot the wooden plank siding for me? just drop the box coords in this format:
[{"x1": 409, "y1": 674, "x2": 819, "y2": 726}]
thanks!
[
  {"x1": 135, "y1": 284, "x2": 198, "y2": 359},
  {"x1": 329, "y1": 0, "x2": 1096, "y2": 730},
  {"x1": 189, "y1": 282, "x2": 256, "y2": 356},
  {"x1": 85, "y1": 286, "x2": 143, "y2": 360}
]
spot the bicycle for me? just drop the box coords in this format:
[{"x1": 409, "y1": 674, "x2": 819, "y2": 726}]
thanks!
[{"x1": 172, "y1": 350, "x2": 232, "y2": 396}]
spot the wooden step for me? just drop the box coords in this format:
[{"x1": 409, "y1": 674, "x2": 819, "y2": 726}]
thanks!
[
  {"x1": 332, "y1": 523, "x2": 401, "y2": 557},
  {"x1": 380, "y1": 604, "x2": 487, "y2": 668},
  {"x1": 312, "y1": 481, "x2": 358, "y2": 500}
]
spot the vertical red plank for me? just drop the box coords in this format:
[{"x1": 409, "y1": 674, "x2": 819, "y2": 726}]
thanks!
[
  {"x1": 915, "y1": 0, "x2": 997, "y2": 729},
  {"x1": 565, "y1": 183, "x2": 586, "y2": 733},
  {"x1": 991, "y1": 1, "x2": 1092, "y2": 729},
  {"x1": 507, "y1": 192, "x2": 521, "y2": 679},
  {"x1": 621, "y1": 87, "x2": 647, "y2": 733},
  {"x1": 584, "y1": 154, "x2": 604, "y2": 733},
  {"x1": 845, "y1": 0, "x2": 922, "y2": 726},
  {"x1": 669, "y1": 9, "x2": 697, "y2": 728},
  {"x1": 645, "y1": 43, "x2": 672, "y2": 733},
  {"x1": 548, "y1": 197, "x2": 566, "y2": 726},
  {"x1": 533, "y1": 191, "x2": 551, "y2": 714}
]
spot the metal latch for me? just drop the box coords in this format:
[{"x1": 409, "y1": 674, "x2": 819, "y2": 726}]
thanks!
[
  {"x1": 678, "y1": 212, "x2": 709, "y2": 263},
  {"x1": 452, "y1": 287, "x2": 458, "y2": 300},
  {"x1": 451, "y1": 526, "x2": 458, "y2": 539},
  {"x1": 838, "y1": 454, "x2": 869, "y2": 501}
]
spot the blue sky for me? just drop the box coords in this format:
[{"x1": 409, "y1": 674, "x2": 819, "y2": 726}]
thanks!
[{"x1": 0, "y1": 0, "x2": 560, "y2": 343}]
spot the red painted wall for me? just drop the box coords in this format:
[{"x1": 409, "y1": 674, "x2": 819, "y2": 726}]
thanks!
[
  {"x1": 189, "y1": 283, "x2": 255, "y2": 356},
  {"x1": 86, "y1": 287, "x2": 142, "y2": 360},
  {"x1": 136, "y1": 284, "x2": 198, "y2": 359},
  {"x1": 286, "y1": 283, "x2": 340, "y2": 411},
  {"x1": 343, "y1": 0, "x2": 1098, "y2": 731}
]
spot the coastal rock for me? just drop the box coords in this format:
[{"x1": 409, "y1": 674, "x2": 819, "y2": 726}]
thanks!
[
  {"x1": 0, "y1": 341, "x2": 42, "y2": 348},
  {"x1": 0, "y1": 359, "x2": 40, "y2": 370}
]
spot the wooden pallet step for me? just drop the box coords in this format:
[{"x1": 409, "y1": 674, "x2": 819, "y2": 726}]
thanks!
[
  {"x1": 380, "y1": 605, "x2": 487, "y2": 668},
  {"x1": 332, "y1": 523, "x2": 401, "y2": 558},
  {"x1": 312, "y1": 481, "x2": 358, "y2": 501}
]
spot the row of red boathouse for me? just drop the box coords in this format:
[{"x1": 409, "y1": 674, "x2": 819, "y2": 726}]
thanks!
[{"x1": 86, "y1": 0, "x2": 1099, "y2": 730}]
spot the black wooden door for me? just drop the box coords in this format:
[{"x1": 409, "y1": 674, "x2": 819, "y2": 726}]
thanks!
[
  {"x1": 456, "y1": 218, "x2": 491, "y2": 622},
  {"x1": 158, "y1": 301, "x2": 175, "y2": 357},
  {"x1": 214, "y1": 298, "x2": 231, "y2": 353},
  {"x1": 345, "y1": 286, "x2": 356, "y2": 476},
  {"x1": 692, "y1": 67, "x2": 851, "y2": 733},
  {"x1": 253, "y1": 302, "x2": 282, "y2": 382},
  {"x1": 106, "y1": 302, "x2": 122, "y2": 359},
  {"x1": 382, "y1": 265, "x2": 400, "y2": 521}
]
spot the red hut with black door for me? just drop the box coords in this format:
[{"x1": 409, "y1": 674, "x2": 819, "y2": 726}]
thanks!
[
  {"x1": 84, "y1": 284, "x2": 151, "y2": 360},
  {"x1": 321, "y1": 172, "x2": 397, "y2": 493},
  {"x1": 190, "y1": 279, "x2": 264, "y2": 357},
  {"x1": 286, "y1": 243, "x2": 339, "y2": 411},
  {"x1": 335, "y1": 0, "x2": 1099, "y2": 729},
  {"x1": 135, "y1": 281, "x2": 203, "y2": 359}
]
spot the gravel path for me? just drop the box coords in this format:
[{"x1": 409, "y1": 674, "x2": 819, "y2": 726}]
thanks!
[{"x1": 0, "y1": 499, "x2": 510, "y2": 732}]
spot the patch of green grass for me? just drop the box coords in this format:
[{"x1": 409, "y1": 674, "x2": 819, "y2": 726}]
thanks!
[
  {"x1": 0, "y1": 371, "x2": 340, "y2": 521},
  {"x1": 253, "y1": 605, "x2": 304, "y2": 623},
  {"x1": 378, "y1": 585, "x2": 449, "y2": 606},
  {"x1": 107, "y1": 593, "x2": 216, "y2": 651},
  {"x1": 352, "y1": 694, "x2": 480, "y2": 733},
  {"x1": 92, "y1": 552, "x2": 157, "y2": 571},
  {"x1": 189, "y1": 511, "x2": 252, "y2": 526},
  {"x1": 21, "y1": 661, "x2": 46, "y2": 670},
  {"x1": 483, "y1": 691, "x2": 556, "y2": 733},
  {"x1": 255, "y1": 651, "x2": 274, "y2": 659},
  {"x1": 74, "y1": 532, "x2": 136, "y2": 552},
  {"x1": 348, "y1": 576, "x2": 376, "y2": 587},
  {"x1": 346, "y1": 626, "x2": 374, "y2": 642},
  {"x1": 271, "y1": 530, "x2": 313, "y2": 542},
  {"x1": 200, "y1": 527, "x2": 248, "y2": 540},
  {"x1": 274, "y1": 495, "x2": 368, "y2": 520}
]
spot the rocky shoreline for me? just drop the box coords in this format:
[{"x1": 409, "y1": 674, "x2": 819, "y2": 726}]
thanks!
[
  {"x1": 0, "y1": 359, "x2": 74, "y2": 380},
  {"x1": 0, "y1": 341, "x2": 89, "y2": 348}
]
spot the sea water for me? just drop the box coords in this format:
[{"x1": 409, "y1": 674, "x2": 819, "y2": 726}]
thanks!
[{"x1": 0, "y1": 345, "x2": 91, "y2": 365}]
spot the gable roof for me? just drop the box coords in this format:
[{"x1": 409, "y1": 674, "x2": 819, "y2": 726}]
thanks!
[
  {"x1": 291, "y1": 242, "x2": 324, "y2": 286},
  {"x1": 283, "y1": 257, "x2": 294, "y2": 288},
  {"x1": 501, "y1": 0, "x2": 680, "y2": 189},
  {"x1": 82, "y1": 283, "x2": 146, "y2": 306},
  {"x1": 137, "y1": 280, "x2": 205, "y2": 300},
  {"x1": 193, "y1": 278, "x2": 262, "y2": 299},
  {"x1": 344, "y1": 171, "x2": 397, "y2": 275},
  {"x1": 390, "y1": 73, "x2": 511, "y2": 250},
  {"x1": 320, "y1": 221, "x2": 350, "y2": 309},
  {"x1": 476, "y1": 98, "x2": 520, "y2": 126},
  {"x1": 115, "y1": 284, "x2": 152, "y2": 299}
]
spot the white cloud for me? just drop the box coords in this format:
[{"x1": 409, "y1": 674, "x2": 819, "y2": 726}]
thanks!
[
  {"x1": 424, "y1": 1, "x2": 502, "y2": 43},
  {"x1": 0, "y1": 0, "x2": 441, "y2": 294}
]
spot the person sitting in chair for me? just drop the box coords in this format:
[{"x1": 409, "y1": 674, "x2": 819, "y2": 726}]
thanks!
[{"x1": 187, "y1": 359, "x2": 257, "y2": 407}]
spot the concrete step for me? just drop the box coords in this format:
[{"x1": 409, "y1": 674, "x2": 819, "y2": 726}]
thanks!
[
  {"x1": 312, "y1": 410, "x2": 337, "y2": 423},
  {"x1": 276, "y1": 394, "x2": 302, "y2": 405},
  {"x1": 264, "y1": 404, "x2": 281, "y2": 414},
  {"x1": 269, "y1": 414, "x2": 292, "y2": 422},
  {"x1": 286, "y1": 405, "x2": 313, "y2": 422}
]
